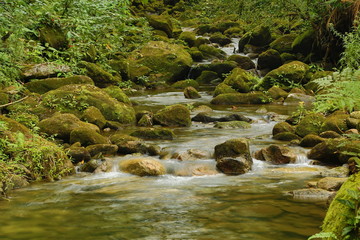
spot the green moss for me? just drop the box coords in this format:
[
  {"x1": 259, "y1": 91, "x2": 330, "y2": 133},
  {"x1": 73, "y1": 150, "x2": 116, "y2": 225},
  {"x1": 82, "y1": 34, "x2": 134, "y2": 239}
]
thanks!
[
  {"x1": 195, "y1": 70, "x2": 219, "y2": 84},
  {"x1": 198, "y1": 44, "x2": 226, "y2": 60},
  {"x1": 178, "y1": 31, "x2": 196, "y2": 47},
  {"x1": 81, "y1": 106, "x2": 107, "y2": 129},
  {"x1": 39, "y1": 25, "x2": 68, "y2": 50},
  {"x1": 211, "y1": 92, "x2": 272, "y2": 105},
  {"x1": 223, "y1": 68, "x2": 258, "y2": 93},
  {"x1": 258, "y1": 49, "x2": 282, "y2": 70},
  {"x1": 273, "y1": 132, "x2": 301, "y2": 141},
  {"x1": 238, "y1": 25, "x2": 271, "y2": 51},
  {"x1": 103, "y1": 86, "x2": 131, "y2": 104},
  {"x1": 154, "y1": 104, "x2": 191, "y2": 127},
  {"x1": 269, "y1": 34, "x2": 296, "y2": 53},
  {"x1": 227, "y1": 55, "x2": 255, "y2": 70},
  {"x1": 172, "y1": 79, "x2": 199, "y2": 89},
  {"x1": 295, "y1": 113, "x2": 326, "y2": 137},
  {"x1": 291, "y1": 29, "x2": 315, "y2": 55},
  {"x1": 69, "y1": 127, "x2": 109, "y2": 146},
  {"x1": 321, "y1": 114, "x2": 349, "y2": 134},
  {"x1": 213, "y1": 83, "x2": 237, "y2": 97},
  {"x1": 78, "y1": 61, "x2": 121, "y2": 88},
  {"x1": 209, "y1": 32, "x2": 232, "y2": 46},
  {"x1": 147, "y1": 14, "x2": 173, "y2": 37},
  {"x1": 130, "y1": 128, "x2": 175, "y2": 140}
]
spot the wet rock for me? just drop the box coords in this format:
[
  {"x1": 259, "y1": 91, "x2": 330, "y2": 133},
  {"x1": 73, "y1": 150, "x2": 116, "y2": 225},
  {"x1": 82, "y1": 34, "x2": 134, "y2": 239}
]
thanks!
[
  {"x1": 209, "y1": 32, "x2": 232, "y2": 46},
  {"x1": 154, "y1": 104, "x2": 191, "y2": 127},
  {"x1": 214, "y1": 121, "x2": 251, "y2": 129},
  {"x1": 319, "y1": 131, "x2": 342, "y2": 139},
  {"x1": 103, "y1": 86, "x2": 131, "y2": 104},
  {"x1": 39, "y1": 113, "x2": 99, "y2": 141},
  {"x1": 207, "y1": 61, "x2": 238, "y2": 76},
  {"x1": 295, "y1": 113, "x2": 326, "y2": 137},
  {"x1": 223, "y1": 68, "x2": 258, "y2": 93},
  {"x1": 119, "y1": 157, "x2": 166, "y2": 176},
  {"x1": 25, "y1": 75, "x2": 94, "y2": 94},
  {"x1": 191, "y1": 112, "x2": 251, "y2": 123},
  {"x1": 79, "y1": 159, "x2": 101, "y2": 173},
  {"x1": 86, "y1": 144, "x2": 118, "y2": 158},
  {"x1": 307, "y1": 139, "x2": 343, "y2": 165},
  {"x1": 130, "y1": 128, "x2": 175, "y2": 140},
  {"x1": 267, "y1": 86, "x2": 289, "y2": 100},
  {"x1": 172, "y1": 79, "x2": 199, "y2": 89},
  {"x1": 227, "y1": 55, "x2": 255, "y2": 70},
  {"x1": 184, "y1": 86, "x2": 201, "y2": 99},
  {"x1": 269, "y1": 34, "x2": 297, "y2": 53},
  {"x1": 70, "y1": 127, "x2": 109, "y2": 146},
  {"x1": 81, "y1": 106, "x2": 107, "y2": 129},
  {"x1": 174, "y1": 164, "x2": 218, "y2": 176},
  {"x1": 317, "y1": 177, "x2": 347, "y2": 191},
  {"x1": 272, "y1": 122, "x2": 295, "y2": 136},
  {"x1": 178, "y1": 31, "x2": 196, "y2": 47},
  {"x1": 192, "y1": 105, "x2": 213, "y2": 114},
  {"x1": 254, "y1": 145, "x2": 297, "y2": 164},
  {"x1": 284, "y1": 93, "x2": 315, "y2": 105},
  {"x1": 110, "y1": 134, "x2": 149, "y2": 154},
  {"x1": 216, "y1": 157, "x2": 253, "y2": 175},
  {"x1": 78, "y1": 61, "x2": 121, "y2": 88},
  {"x1": 211, "y1": 92, "x2": 272, "y2": 105},
  {"x1": 258, "y1": 49, "x2": 282, "y2": 70},
  {"x1": 94, "y1": 158, "x2": 114, "y2": 173},
  {"x1": 138, "y1": 114, "x2": 153, "y2": 127},
  {"x1": 299, "y1": 134, "x2": 325, "y2": 147},
  {"x1": 173, "y1": 149, "x2": 211, "y2": 161},
  {"x1": 67, "y1": 146, "x2": 91, "y2": 164},
  {"x1": 147, "y1": 15, "x2": 173, "y2": 37},
  {"x1": 21, "y1": 62, "x2": 71, "y2": 80},
  {"x1": 350, "y1": 111, "x2": 360, "y2": 119},
  {"x1": 273, "y1": 132, "x2": 301, "y2": 141},
  {"x1": 213, "y1": 83, "x2": 237, "y2": 97},
  {"x1": 214, "y1": 138, "x2": 251, "y2": 161},
  {"x1": 289, "y1": 188, "x2": 334, "y2": 201}
]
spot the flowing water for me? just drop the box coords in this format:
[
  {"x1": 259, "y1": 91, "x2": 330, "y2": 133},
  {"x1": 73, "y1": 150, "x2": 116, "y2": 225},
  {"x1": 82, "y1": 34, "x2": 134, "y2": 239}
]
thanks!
[{"x1": 0, "y1": 90, "x2": 327, "y2": 240}]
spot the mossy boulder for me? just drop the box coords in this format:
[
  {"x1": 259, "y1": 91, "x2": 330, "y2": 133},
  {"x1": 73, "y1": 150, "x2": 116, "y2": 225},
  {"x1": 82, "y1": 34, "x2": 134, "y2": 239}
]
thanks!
[
  {"x1": 320, "y1": 131, "x2": 342, "y2": 139},
  {"x1": 254, "y1": 144, "x2": 297, "y2": 164},
  {"x1": 214, "y1": 138, "x2": 251, "y2": 162},
  {"x1": 213, "y1": 83, "x2": 237, "y2": 97},
  {"x1": 198, "y1": 44, "x2": 226, "y2": 60},
  {"x1": 39, "y1": 25, "x2": 68, "y2": 50},
  {"x1": 38, "y1": 113, "x2": 99, "y2": 141},
  {"x1": 291, "y1": 29, "x2": 316, "y2": 55},
  {"x1": 272, "y1": 121, "x2": 294, "y2": 136},
  {"x1": 67, "y1": 146, "x2": 91, "y2": 164},
  {"x1": 209, "y1": 32, "x2": 232, "y2": 46},
  {"x1": 172, "y1": 79, "x2": 199, "y2": 89},
  {"x1": 295, "y1": 113, "x2": 326, "y2": 137},
  {"x1": 128, "y1": 41, "x2": 193, "y2": 82},
  {"x1": 257, "y1": 49, "x2": 282, "y2": 70},
  {"x1": 119, "y1": 157, "x2": 166, "y2": 176},
  {"x1": 103, "y1": 86, "x2": 131, "y2": 104},
  {"x1": 78, "y1": 61, "x2": 121, "y2": 88},
  {"x1": 207, "y1": 61, "x2": 238, "y2": 77},
  {"x1": 86, "y1": 144, "x2": 118, "y2": 157},
  {"x1": 178, "y1": 31, "x2": 196, "y2": 47},
  {"x1": 147, "y1": 15, "x2": 173, "y2": 37},
  {"x1": 214, "y1": 121, "x2": 251, "y2": 129},
  {"x1": 41, "y1": 84, "x2": 136, "y2": 124},
  {"x1": 273, "y1": 132, "x2": 301, "y2": 141},
  {"x1": 299, "y1": 134, "x2": 325, "y2": 147},
  {"x1": 188, "y1": 47, "x2": 204, "y2": 61},
  {"x1": 267, "y1": 86, "x2": 289, "y2": 100},
  {"x1": 269, "y1": 34, "x2": 296, "y2": 53},
  {"x1": 211, "y1": 92, "x2": 272, "y2": 105},
  {"x1": 224, "y1": 27, "x2": 243, "y2": 37},
  {"x1": 194, "y1": 37, "x2": 211, "y2": 47},
  {"x1": 216, "y1": 157, "x2": 252, "y2": 175},
  {"x1": 25, "y1": 75, "x2": 94, "y2": 94},
  {"x1": 259, "y1": 61, "x2": 310, "y2": 89},
  {"x1": 320, "y1": 114, "x2": 349, "y2": 134},
  {"x1": 69, "y1": 127, "x2": 109, "y2": 146},
  {"x1": 130, "y1": 128, "x2": 175, "y2": 140},
  {"x1": 195, "y1": 70, "x2": 219, "y2": 84},
  {"x1": 227, "y1": 55, "x2": 255, "y2": 70},
  {"x1": 184, "y1": 86, "x2": 201, "y2": 99},
  {"x1": 238, "y1": 26, "x2": 272, "y2": 51},
  {"x1": 284, "y1": 93, "x2": 315, "y2": 105},
  {"x1": 307, "y1": 139, "x2": 346, "y2": 165},
  {"x1": 81, "y1": 106, "x2": 107, "y2": 129},
  {"x1": 21, "y1": 62, "x2": 71, "y2": 80},
  {"x1": 223, "y1": 68, "x2": 258, "y2": 93},
  {"x1": 154, "y1": 104, "x2": 191, "y2": 127}
]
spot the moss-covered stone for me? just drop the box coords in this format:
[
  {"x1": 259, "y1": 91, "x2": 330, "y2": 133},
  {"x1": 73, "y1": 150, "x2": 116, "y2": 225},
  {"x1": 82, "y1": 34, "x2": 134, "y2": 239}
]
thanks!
[
  {"x1": 259, "y1": 61, "x2": 310, "y2": 89},
  {"x1": 224, "y1": 27, "x2": 243, "y2": 37},
  {"x1": 130, "y1": 128, "x2": 175, "y2": 140},
  {"x1": 214, "y1": 121, "x2": 251, "y2": 129},
  {"x1": 194, "y1": 37, "x2": 211, "y2": 47},
  {"x1": 195, "y1": 70, "x2": 219, "y2": 84},
  {"x1": 269, "y1": 34, "x2": 296, "y2": 53},
  {"x1": 238, "y1": 26, "x2": 272, "y2": 51},
  {"x1": 273, "y1": 132, "x2": 301, "y2": 141},
  {"x1": 209, "y1": 32, "x2": 232, "y2": 46},
  {"x1": 188, "y1": 47, "x2": 204, "y2": 61},
  {"x1": 284, "y1": 93, "x2": 315, "y2": 105},
  {"x1": 41, "y1": 84, "x2": 136, "y2": 124},
  {"x1": 213, "y1": 83, "x2": 237, "y2": 97},
  {"x1": 25, "y1": 75, "x2": 94, "y2": 94},
  {"x1": 280, "y1": 52, "x2": 297, "y2": 62},
  {"x1": 39, "y1": 25, "x2": 68, "y2": 50},
  {"x1": 119, "y1": 157, "x2": 166, "y2": 176},
  {"x1": 292, "y1": 29, "x2": 316, "y2": 55},
  {"x1": 178, "y1": 31, "x2": 196, "y2": 47},
  {"x1": 128, "y1": 41, "x2": 193, "y2": 82},
  {"x1": 299, "y1": 134, "x2": 325, "y2": 147},
  {"x1": 214, "y1": 138, "x2": 251, "y2": 161},
  {"x1": 78, "y1": 61, "x2": 121, "y2": 87},
  {"x1": 70, "y1": 127, "x2": 109, "y2": 146},
  {"x1": 320, "y1": 114, "x2": 349, "y2": 134},
  {"x1": 81, "y1": 106, "x2": 107, "y2": 129},
  {"x1": 211, "y1": 92, "x2": 272, "y2": 105},
  {"x1": 198, "y1": 44, "x2": 226, "y2": 60},
  {"x1": 172, "y1": 79, "x2": 199, "y2": 89},
  {"x1": 227, "y1": 55, "x2": 255, "y2": 70},
  {"x1": 147, "y1": 14, "x2": 173, "y2": 37},
  {"x1": 295, "y1": 113, "x2": 326, "y2": 137},
  {"x1": 86, "y1": 144, "x2": 118, "y2": 157},
  {"x1": 258, "y1": 49, "x2": 282, "y2": 70},
  {"x1": 254, "y1": 144, "x2": 297, "y2": 164},
  {"x1": 207, "y1": 61, "x2": 238, "y2": 77},
  {"x1": 184, "y1": 86, "x2": 201, "y2": 99},
  {"x1": 267, "y1": 86, "x2": 289, "y2": 100},
  {"x1": 38, "y1": 113, "x2": 99, "y2": 141},
  {"x1": 272, "y1": 121, "x2": 294, "y2": 136},
  {"x1": 21, "y1": 63, "x2": 71, "y2": 80},
  {"x1": 307, "y1": 139, "x2": 342, "y2": 164},
  {"x1": 67, "y1": 146, "x2": 91, "y2": 164},
  {"x1": 223, "y1": 68, "x2": 258, "y2": 93},
  {"x1": 154, "y1": 104, "x2": 191, "y2": 127},
  {"x1": 103, "y1": 86, "x2": 131, "y2": 104},
  {"x1": 319, "y1": 131, "x2": 342, "y2": 139}
]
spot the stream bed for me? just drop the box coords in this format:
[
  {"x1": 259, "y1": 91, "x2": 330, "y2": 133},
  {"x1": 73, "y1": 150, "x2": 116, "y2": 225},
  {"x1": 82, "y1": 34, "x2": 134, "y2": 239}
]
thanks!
[{"x1": 0, "y1": 90, "x2": 327, "y2": 240}]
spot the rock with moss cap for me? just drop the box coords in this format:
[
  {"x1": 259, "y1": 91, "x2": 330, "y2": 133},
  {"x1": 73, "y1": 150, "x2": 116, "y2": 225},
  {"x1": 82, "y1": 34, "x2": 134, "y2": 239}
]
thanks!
[
  {"x1": 207, "y1": 61, "x2": 238, "y2": 77},
  {"x1": 198, "y1": 44, "x2": 226, "y2": 60},
  {"x1": 299, "y1": 134, "x2": 325, "y2": 147},
  {"x1": 128, "y1": 41, "x2": 193, "y2": 82},
  {"x1": 86, "y1": 144, "x2": 118, "y2": 158},
  {"x1": 81, "y1": 106, "x2": 107, "y2": 129},
  {"x1": 172, "y1": 79, "x2": 199, "y2": 89},
  {"x1": 154, "y1": 104, "x2": 191, "y2": 127},
  {"x1": 269, "y1": 34, "x2": 296, "y2": 53},
  {"x1": 78, "y1": 61, "x2": 121, "y2": 88},
  {"x1": 103, "y1": 86, "x2": 131, "y2": 104},
  {"x1": 259, "y1": 61, "x2": 310, "y2": 89},
  {"x1": 120, "y1": 157, "x2": 166, "y2": 176},
  {"x1": 21, "y1": 62, "x2": 71, "y2": 80},
  {"x1": 209, "y1": 32, "x2": 232, "y2": 46},
  {"x1": 272, "y1": 121, "x2": 294, "y2": 136},
  {"x1": 195, "y1": 70, "x2": 219, "y2": 84},
  {"x1": 320, "y1": 113, "x2": 349, "y2": 134},
  {"x1": 295, "y1": 113, "x2": 326, "y2": 137},
  {"x1": 213, "y1": 83, "x2": 237, "y2": 97},
  {"x1": 39, "y1": 25, "x2": 68, "y2": 50},
  {"x1": 25, "y1": 75, "x2": 94, "y2": 94},
  {"x1": 184, "y1": 86, "x2": 201, "y2": 99},
  {"x1": 214, "y1": 138, "x2": 252, "y2": 162},
  {"x1": 238, "y1": 26, "x2": 272, "y2": 51},
  {"x1": 70, "y1": 127, "x2": 109, "y2": 146},
  {"x1": 291, "y1": 29, "x2": 316, "y2": 55},
  {"x1": 188, "y1": 47, "x2": 204, "y2": 61},
  {"x1": 41, "y1": 84, "x2": 136, "y2": 124},
  {"x1": 223, "y1": 68, "x2": 258, "y2": 93},
  {"x1": 227, "y1": 55, "x2": 255, "y2": 70},
  {"x1": 147, "y1": 15, "x2": 173, "y2": 38},
  {"x1": 258, "y1": 49, "x2": 283, "y2": 70},
  {"x1": 194, "y1": 37, "x2": 211, "y2": 47},
  {"x1": 268, "y1": 86, "x2": 289, "y2": 100},
  {"x1": 38, "y1": 113, "x2": 99, "y2": 141},
  {"x1": 130, "y1": 128, "x2": 175, "y2": 140},
  {"x1": 273, "y1": 132, "x2": 301, "y2": 141},
  {"x1": 67, "y1": 146, "x2": 91, "y2": 164},
  {"x1": 178, "y1": 31, "x2": 196, "y2": 47},
  {"x1": 211, "y1": 92, "x2": 272, "y2": 105}
]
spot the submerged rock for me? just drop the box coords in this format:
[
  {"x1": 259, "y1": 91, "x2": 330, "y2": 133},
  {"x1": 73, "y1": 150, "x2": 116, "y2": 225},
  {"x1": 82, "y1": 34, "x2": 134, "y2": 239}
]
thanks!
[
  {"x1": 317, "y1": 177, "x2": 347, "y2": 191},
  {"x1": 119, "y1": 158, "x2": 166, "y2": 176},
  {"x1": 214, "y1": 121, "x2": 251, "y2": 129},
  {"x1": 289, "y1": 188, "x2": 334, "y2": 201}
]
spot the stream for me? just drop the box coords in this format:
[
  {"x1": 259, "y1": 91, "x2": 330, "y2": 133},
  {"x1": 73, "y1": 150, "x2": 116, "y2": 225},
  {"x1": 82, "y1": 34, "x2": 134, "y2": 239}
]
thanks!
[{"x1": 0, "y1": 90, "x2": 327, "y2": 240}]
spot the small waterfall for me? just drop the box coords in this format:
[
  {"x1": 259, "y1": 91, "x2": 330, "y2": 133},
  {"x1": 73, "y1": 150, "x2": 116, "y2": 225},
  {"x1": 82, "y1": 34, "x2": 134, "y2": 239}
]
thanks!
[{"x1": 295, "y1": 154, "x2": 310, "y2": 165}]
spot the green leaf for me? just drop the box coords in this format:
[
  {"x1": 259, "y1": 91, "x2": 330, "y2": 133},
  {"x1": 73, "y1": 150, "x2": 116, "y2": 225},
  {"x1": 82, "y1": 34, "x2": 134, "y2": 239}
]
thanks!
[
  {"x1": 338, "y1": 199, "x2": 356, "y2": 210},
  {"x1": 342, "y1": 226, "x2": 354, "y2": 236}
]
